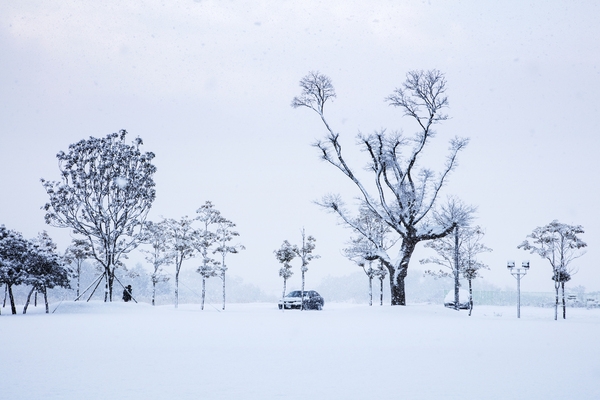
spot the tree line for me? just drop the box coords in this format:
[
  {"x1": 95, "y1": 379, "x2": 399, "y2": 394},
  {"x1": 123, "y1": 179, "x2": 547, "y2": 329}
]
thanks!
[
  {"x1": 1, "y1": 131, "x2": 244, "y2": 314},
  {"x1": 1, "y1": 70, "x2": 588, "y2": 320}
]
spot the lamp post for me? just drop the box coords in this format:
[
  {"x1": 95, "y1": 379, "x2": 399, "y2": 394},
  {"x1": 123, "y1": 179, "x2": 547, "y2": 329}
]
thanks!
[{"x1": 507, "y1": 261, "x2": 529, "y2": 318}]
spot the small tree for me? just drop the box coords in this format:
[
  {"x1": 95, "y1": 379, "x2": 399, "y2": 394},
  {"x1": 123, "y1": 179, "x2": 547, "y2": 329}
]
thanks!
[
  {"x1": 458, "y1": 227, "x2": 491, "y2": 316},
  {"x1": 293, "y1": 70, "x2": 468, "y2": 305},
  {"x1": 275, "y1": 241, "x2": 295, "y2": 301},
  {"x1": 518, "y1": 220, "x2": 586, "y2": 320},
  {"x1": 23, "y1": 232, "x2": 71, "y2": 314},
  {"x1": 363, "y1": 262, "x2": 376, "y2": 306},
  {"x1": 421, "y1": 226, "x2": 491, "y2": 315},
  {"x1": 291, "y1": 229, "x2": 320, "y2": 310},
  {"x1": 195, "y1": 201, "x2": 225, "y2": 310},
  {"x1": 342, "y1": 206, "x2": 395, "y2": 306},
  {"x1": 139, "y1": 220, "x2": 172, "y2": 306},
  {"x1": 0, "y1": 226, "x2": 29, "y2": 314},
  {"x1": 41, "y1": 130, "x2": 156, "y2": 301},
  {"x1": 64, "y1": 239, "x2": 92, "y2": 298},
  {"x1": 163, "y1": 216, "x2": 197, "y2": 308},
  {"x1": 213, "y1": 218, "x2": 244, "y2": 310}
]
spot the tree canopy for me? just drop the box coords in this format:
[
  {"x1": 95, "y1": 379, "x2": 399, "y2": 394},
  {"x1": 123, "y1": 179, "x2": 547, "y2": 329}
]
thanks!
[
  {"x1": 293, "y1": 70, "x2": 468, "y2": 305},
  {"x1": 41, "y1": 130, "x2": 156, "y2": 301}
]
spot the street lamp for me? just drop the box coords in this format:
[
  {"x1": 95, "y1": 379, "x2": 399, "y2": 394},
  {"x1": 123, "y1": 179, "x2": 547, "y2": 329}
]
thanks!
[{"x1": 507, "y1": 261, "x2": 529, "y2": 318}]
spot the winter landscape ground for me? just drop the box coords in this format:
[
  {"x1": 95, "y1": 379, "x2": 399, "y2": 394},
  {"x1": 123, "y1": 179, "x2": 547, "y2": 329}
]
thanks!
[{"x1": 2, "y1": 301, "x2": 599, "y2": 400}]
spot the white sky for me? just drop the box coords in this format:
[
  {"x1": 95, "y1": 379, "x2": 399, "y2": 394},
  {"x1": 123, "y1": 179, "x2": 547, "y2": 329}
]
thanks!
[{"x1": 1, "y1": 1, "x2": 599, "y2": 295}]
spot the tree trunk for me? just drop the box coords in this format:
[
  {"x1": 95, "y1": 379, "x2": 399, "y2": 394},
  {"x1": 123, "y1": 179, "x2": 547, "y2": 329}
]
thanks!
[
  {"x1": 222, "y1": 272, "x2": 226, "y2": 311},
  {"x1": 554, "y1": 282, "x2": 559, "y2": 321},
  {"x1": 103, "y1": 264, "x2": 116, "y2": 302},
  {"x1": 388, "y1": 239, "x2": 416, "y2": 306},
  {"x1": 152, "y1": 280, "x2": 156, "y2": 306},
  {"x1": 3, "y1": 283, "x2": 7, "y2": 308},
  {"x1": 104, "y1": 269, "x2": 109, "y2": 302},
  {"x1": 561, "y1": 281, "x2": 566, "y2": 319},
  {"x1": 175, "y1": 270, "x2": 180, "y2": 308},
  {"x1": 390, "y1": 272, "x2": 407, "y2": 306},
  {"x1": 34, "y1": 291, "x2": 38, "y2": 307},
  {"x1": 282, "y1": 278, "x2": 287, "y2": 302},
  {"x1": 108, "y1": 269, "x2": 115, "y2": 302},
  {"x1": 8, "y1": 283, "x2": 17, "y2": 314},
  {"x1": 43, "y1": 285, "x2": 49, "y2": 313},
  {"x1": 76, "y1": 261, "x2": 82, "y2": 298},
  {"x1": 379, "y1": 278, "x2": 384, "y2": 306},
  {"x1": 23, "y1": 287, "x2": 35, "y2": 314},
  {"x1": 201, "y1": 277, "x2": 206, "y2": 310},
  {"x1": 468, "y1": 279, "x2": 473, "y2": 317},
  {"x1": 368, "y1": 276, "x2": 373, "y2": 306},
  {"x1": 454, "y1": 226, "x2": 460, "y2": 311},
  {"x1": 301, "y1": 270, "x2": 306, "y2": 311}
]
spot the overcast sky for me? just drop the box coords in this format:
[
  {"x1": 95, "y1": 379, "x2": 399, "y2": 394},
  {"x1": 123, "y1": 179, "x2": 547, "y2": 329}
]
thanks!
[{"x1": 1, "y1": 1, "x2": 599, "y2": 296}]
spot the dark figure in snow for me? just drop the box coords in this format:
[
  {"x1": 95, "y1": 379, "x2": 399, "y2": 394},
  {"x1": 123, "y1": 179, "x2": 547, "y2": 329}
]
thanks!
[{"x1": 123, "y1": 285, "x2": 132, "y2": 302}]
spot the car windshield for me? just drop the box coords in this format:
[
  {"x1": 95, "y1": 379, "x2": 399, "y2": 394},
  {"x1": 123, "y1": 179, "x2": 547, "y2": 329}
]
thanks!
[{"x1": 286, "y1": 291, "x2": 302, "y2": 297}]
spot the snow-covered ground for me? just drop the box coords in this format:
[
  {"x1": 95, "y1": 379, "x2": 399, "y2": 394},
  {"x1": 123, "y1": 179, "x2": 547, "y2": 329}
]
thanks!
[{"x1": 2, "y1": 302, "x2": 599, "y2": 399}]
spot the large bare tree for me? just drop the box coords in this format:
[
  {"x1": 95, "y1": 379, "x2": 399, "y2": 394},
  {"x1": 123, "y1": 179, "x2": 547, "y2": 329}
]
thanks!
[
  {"x1": 42, "y1": 130, "x2": 156, "y2": 301},
  {"x1": 292, "y1": 70, "x2": 468, "y2": 305}
]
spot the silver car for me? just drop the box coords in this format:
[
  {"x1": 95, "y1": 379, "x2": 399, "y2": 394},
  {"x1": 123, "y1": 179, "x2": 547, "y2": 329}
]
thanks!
[{"x1": 278, "y1": 290, "x2": 324, "y2": 310}]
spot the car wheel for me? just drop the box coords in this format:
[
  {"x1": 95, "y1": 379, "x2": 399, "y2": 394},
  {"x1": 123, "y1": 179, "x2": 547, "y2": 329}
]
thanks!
[
  {"x1": 316, "y1": 303, "x2": 323, "y2": 310},
  {"x1": 278, "y1": 304, "x2": 282, "y2": 310}
]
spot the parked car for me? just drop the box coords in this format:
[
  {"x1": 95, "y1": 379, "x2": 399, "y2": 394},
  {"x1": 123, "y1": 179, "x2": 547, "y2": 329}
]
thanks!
[
  {"x1": 443, "y1": 289, "x2": 470, "y2": 309},
  {"x1": 278, "y1": 290, "x2": 324, "y2": 310}
]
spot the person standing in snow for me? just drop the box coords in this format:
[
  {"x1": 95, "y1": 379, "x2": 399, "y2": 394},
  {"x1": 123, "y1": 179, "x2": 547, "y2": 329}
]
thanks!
[{"x1": 123, "y1": 285, "x2": 132, "y2": 302}]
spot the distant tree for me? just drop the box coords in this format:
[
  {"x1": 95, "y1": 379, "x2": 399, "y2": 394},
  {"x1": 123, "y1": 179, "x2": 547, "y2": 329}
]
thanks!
[
  {"x1": 433, "y1": 198, "x2": 476, "y2": 311},
  {"x1": 0, "y1": 226, "x2": 29, "y2": 314},
  {"x1": 163, "y1": 216, "x2": 197, "y2": 308},
  {"x1": 518, "y1": 220, "x2": 586, "y2": 320},
  {"x1": 344, "y1": 238, "x2": 376, "y2": 306},
  {"x1": 342, "y1": 206, "x2": 395, "y2": 306},
  {"x1": 460, "y1": 229, "x2": 491, "y2": 316},
  {"x1": 275, "y1": 241, "x2": 295, "y2": 301},
  {"x1": 41, "y1": 130, "x2": 156, "y2": 301},
  {"x1": 23, "y1": 232, "x2": 71, "y2": 314},
  {"x1": 462, "y1": 236, "x2": 492, "y2": 316},
  {"x1": 570, "y1": 284, "x2": 586, "y2": 303},
  {"x1": 293, "y1": 70, "x2": 468, "y2": 305},
  {"x1": 195, "y1": 201, "x2": 225, "y2": 311},
  {"x1": 421, "y1": 225, "x2": 491, "y2": 315},
  {"x1": 64, "y1": 239, "x2": 92, "y2": 298},
  {"x1": 420, "y1": 198, "x2": 490, "y2": 314},
  {"x1": 139, "y1": 220, "x2": 172, "y2": 306},
  {"x1": 213, "y1": 218, "x2": 245, "y2": 310}
]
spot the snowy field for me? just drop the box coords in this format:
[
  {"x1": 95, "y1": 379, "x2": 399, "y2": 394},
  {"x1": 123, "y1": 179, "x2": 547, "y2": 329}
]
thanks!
[{"x1": 2, "y1": 302, "x2": 600, "y2": 400}]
